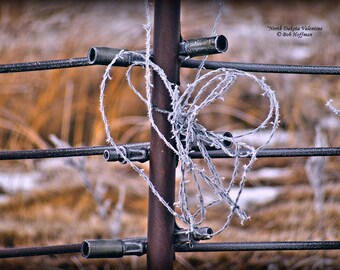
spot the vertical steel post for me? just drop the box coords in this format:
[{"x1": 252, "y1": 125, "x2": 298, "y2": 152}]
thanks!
[{"x1": 147, "y1": 1, "x2": 181, "y2": 270}]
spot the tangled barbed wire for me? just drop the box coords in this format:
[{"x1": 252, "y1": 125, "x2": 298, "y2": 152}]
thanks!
[{"x1": 99, "y1": 0, "x2": 280, "y2": 238}]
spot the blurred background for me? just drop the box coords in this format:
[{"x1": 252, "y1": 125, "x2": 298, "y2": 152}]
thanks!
[{"x1": 0, "y1": 0, "x2": 339, "y2": 269}]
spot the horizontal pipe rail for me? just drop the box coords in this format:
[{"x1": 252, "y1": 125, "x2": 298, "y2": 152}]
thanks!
[
  {"x1": 1, "y1": 241, "x2": 339, "y2": 259},
  {"x1": 0, "y1": 146, "x2": 339, "y2": 161},
  {"x1": 0, "y1": 244, "x2": 81, "y2": 258},
  {"x1": 181, "y1": 59, "x2": 340, "y2": 75},
  {"x1": 1, "y1": 54, "x2": 340, "y2": 75},
  {"x1": 0, "y1": 146, "x2": 107, "y2": 160},
  {"x1": 189, "y1": 146, "x2": 340, "y2": 159},
  {"x1": 82, "y1": 239, "x2": 146, "y2": 258},
  {"x1": 0, "y1": 143, "x2": 149, "y2": 160},
  {"x1": 103, "y1": 146, "x2": 340, "y2": 162},
  {"x1": 88, "y1": 47, "x2": 340, "y2": 75},
  {"x1": 81, "y1": 240, "x2": 340, "y2": 258},
  {"x1": 88, "y1": 36, "x2": 228, "y2": 65},
  {"x1": 2, "y1": 35, "x2": 228, "y2": 73},
  {"x1": 176, "y1": 241, "x2": 340, "y2": 252},
  {"x1": 0, "y1": 57, "x2": 89, "y2": 73}
]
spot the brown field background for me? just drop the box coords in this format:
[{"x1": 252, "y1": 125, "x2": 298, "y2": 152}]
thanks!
[{"x1": 0, "y1": 0, "x2": 339, "y2": 269}]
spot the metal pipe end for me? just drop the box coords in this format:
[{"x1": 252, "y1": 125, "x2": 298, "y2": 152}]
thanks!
[
  {"x1": 206, "y1": 227, "x2": 213, "y2": 235},
  {"x1": 87, "y1": 47, "x2": 98, "y2": 65},
  {"x1": 87, "y1": 47, "x2": 124, "y2": 65},
  {"x1": 81, "y1": 240, "x2": 91, "y2": 258},
  {"x1": 104, "y1": 149, "x2": 120, "y2": 162},
  {"x1": 81, "y1": 239, "x2": 124, "y2": 258},
  {"x1": 193, "y1": 227, "x2": 214, "y2": 241},
  {"x1": 223, "y1": 131, "x2": 233, "y2": 147},
  {"x1": 103, "y1": 150, "x2": 110, "y2": 161},
  {"x1": 179, "y1": 35, "x2": 228, "y2": 58},
  {"x1": 215, "y1": 35, "x2": 228, "y2": 53}
]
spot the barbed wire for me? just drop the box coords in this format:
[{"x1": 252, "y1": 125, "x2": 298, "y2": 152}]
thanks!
[{"x1": 99, "y1": 0, "x2": 280, "y2": 238}]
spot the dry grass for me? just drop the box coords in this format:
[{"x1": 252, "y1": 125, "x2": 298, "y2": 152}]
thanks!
[
  {"x1": 0, "y1": 158, "x2": 338, "y2": 269},
  {"x1": 0, "y1": 0, "x2": 339, "y2": 269},
  {"x1": 0, "y1": 0, "x2": 339, "y2": 149}
]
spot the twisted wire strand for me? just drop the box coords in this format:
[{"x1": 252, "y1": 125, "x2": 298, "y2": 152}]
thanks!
[
  {"x1": 326, "y1": 99, "x2": 340, "y2": 115},
  {"x1": 99, "y1": 0, "x2": 280, "y2": 237}
]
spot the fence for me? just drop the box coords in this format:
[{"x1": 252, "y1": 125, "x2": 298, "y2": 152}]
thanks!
[{"x1": 0, "y1": 1, "x2": 340, "y2": 269}]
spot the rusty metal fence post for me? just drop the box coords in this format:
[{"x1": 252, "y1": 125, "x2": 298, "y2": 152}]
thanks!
[{"x1": 147, "y1": 0, "x2": 181, "y2": 269}]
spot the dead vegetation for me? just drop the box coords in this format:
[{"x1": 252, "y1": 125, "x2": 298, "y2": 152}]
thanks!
[{"x1": 0, "y1": 0, "x2": 339, "y2": 269}]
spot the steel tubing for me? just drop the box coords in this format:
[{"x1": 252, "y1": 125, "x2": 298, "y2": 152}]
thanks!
[
  {"x1": 88, "y1": 35, "x2": 227, "y2": 66},
  {"x1": 189, "y1": 147, "x2": 340, "y2": 159},
  {"x1": 147, "y1": 1, "x2": 181, "y2": 269},
  {"x1": 179, "y1": 35, "x2": 228, "y2": 57},
  {"x1": 1, "y1": 241, "x2": 339, "y2": 259},
  {"x1": 0, "y1": 146, "x2": 339, "y2": 161},
  {"x1": 103, "y1": 145, "x2": 149, "y2": 163},
  {"x1": 175, "y1": 241, "x2": 340, "y2": 252},
  {"x1": 0, "y1": 57, "x2": 89, "y2": 73},
  {"x1": 0, "y1": 244, "x2": 81, "y2": 258},
  {"x1": 0, "y1": 143, "x2": 149, "y2": 160},
  {"x1": 87, "y1": 47, "x2": 145, "y2": 66},
  {"x1": 181, "y1": 59, "x2": 340, "y2": 75},
  {"x1": 81, "y1": 239, "x2": 146, "y2": 258},
  {"x1": 1, "y1": 56, "x2": 339, "y2": 75},
  {"x1": 0, "y1": 146, "x2": 108, "y2": 160}
]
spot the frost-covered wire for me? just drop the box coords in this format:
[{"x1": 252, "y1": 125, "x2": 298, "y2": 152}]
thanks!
[
  {"x1": 326, "y1": 99, "x2": 340, "y2": 115},
  {"x1": 99, "y1": 0, "x2": 280, "y2": 238}
]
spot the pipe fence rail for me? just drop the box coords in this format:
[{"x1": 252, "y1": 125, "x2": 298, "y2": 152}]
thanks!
[
  {"x1": 1, "y1": 241, "x2": 339, "y2": 259},
  {"x1": 1, "y1": 54, "x2": 340, "y2": 75},
  {"x1": 0, "y1": 1, "x2": 339, "y2": 269},
  {"x1": 0, "y1": 145, "x2": 339, "y2": 161}
]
